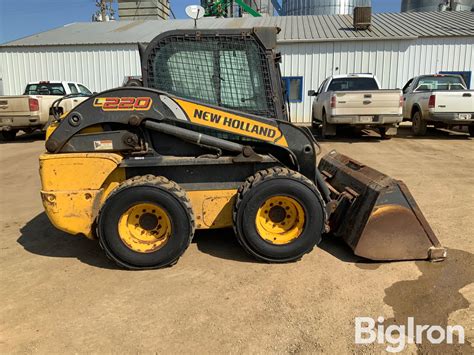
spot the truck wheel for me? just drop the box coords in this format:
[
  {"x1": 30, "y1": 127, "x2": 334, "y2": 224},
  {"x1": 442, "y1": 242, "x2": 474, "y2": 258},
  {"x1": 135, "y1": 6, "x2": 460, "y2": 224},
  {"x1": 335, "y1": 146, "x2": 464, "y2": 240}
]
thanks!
[
  {"x1": 97, "y1": 175, "x2": 195, "y2": 269},
  {"x1": 311, "y1": 110, "x2": 320, "y2": 130},
  {"x1": 468, "y1": 125, "x2": 474, "y2": 137},
  {"x1": 125, "y1": 79, "x2": 142, "y2": 87},
  {"x1": 412, "y1": 111, "x2": 427, "y2": 136},
  {"x1": 1, "y1": 130, "x2": 18, "y2": 141},
  {"x1": 378, "y1": 126, "x2": 396, "y2": 140},
  {"x1": 378, "y1": 127, "x2": 389, "y2": 140},
  {"x1": 321, "y1": 111, "x2": 336, "y2": 138},
  {"x1": 233, "y1": 167, "x2": 325, "y2": 263}
]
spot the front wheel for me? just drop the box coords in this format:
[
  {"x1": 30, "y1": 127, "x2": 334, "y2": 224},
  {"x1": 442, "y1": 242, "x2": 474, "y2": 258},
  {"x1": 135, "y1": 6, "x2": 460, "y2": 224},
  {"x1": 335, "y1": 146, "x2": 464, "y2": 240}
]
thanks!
[
  {"x1": 97, "y1": 175, "x2": 195, "y2": 269},
  {"x1": 468, "y1": 125, "x2": 474, "y2": 137},
  {"x1": 233, "y1": 167, "x2": 326, "y2": 263}
]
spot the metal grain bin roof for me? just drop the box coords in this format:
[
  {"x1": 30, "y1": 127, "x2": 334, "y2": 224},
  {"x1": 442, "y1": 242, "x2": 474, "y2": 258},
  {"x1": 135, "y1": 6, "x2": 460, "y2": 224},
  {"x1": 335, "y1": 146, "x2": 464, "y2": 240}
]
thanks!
[{"x1": 2, "y1": 10, "x2": 473, "y2": 47}]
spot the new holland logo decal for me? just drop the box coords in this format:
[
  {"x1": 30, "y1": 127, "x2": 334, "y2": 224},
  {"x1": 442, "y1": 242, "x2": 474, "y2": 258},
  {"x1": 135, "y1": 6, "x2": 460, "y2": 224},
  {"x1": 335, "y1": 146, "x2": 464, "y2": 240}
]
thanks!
[
  {"x1": 93, "y1": 97, "x2": 152, "y2": 111},
  {"x1": 175, "y1": 99, "x2": 288, "y2": 147}
]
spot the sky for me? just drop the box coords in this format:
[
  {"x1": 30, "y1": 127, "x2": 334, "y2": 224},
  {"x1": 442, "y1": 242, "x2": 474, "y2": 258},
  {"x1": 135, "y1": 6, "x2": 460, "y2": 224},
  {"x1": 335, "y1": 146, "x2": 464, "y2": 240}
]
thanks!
[{"x1": 0, "y1": 0, "x2": 401, "y2": 44}]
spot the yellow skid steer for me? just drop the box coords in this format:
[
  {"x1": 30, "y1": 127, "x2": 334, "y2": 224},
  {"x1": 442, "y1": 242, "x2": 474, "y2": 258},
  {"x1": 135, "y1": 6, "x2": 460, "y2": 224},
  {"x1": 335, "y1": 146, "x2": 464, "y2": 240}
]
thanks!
[{"x1": 39, "y1": 28, "x2": 446, "y2": 269}]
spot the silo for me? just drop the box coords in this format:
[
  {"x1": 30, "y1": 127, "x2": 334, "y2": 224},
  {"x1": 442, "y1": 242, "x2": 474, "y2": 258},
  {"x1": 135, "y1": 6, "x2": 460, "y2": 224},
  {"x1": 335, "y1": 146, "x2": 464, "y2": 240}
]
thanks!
[
  {"x1": 282, "y1": 0, "x2": 371, "y2": 16},
  {"x1": 401, "y1": 0, "x2": 474, "y2": 12},
  {"x1": 118, "y1": 0, "x2": 170, "y2": 20}
]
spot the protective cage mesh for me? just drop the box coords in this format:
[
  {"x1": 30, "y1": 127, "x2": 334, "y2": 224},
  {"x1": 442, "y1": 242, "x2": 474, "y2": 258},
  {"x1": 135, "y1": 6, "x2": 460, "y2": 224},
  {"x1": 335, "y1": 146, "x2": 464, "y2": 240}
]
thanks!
[{"x1": 146, "y1": 33, "x2": 277, "y2": 118}]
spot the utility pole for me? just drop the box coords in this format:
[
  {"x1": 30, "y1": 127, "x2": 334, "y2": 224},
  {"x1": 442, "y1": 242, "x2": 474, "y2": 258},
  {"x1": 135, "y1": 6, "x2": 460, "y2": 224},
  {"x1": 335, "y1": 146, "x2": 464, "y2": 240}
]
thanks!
[
  {"x1": 93, "y1": 0, "x2": 115, "y2": 21},
  {"x1": 100, "y1": 0, "x2": 107, "y2": 20}
]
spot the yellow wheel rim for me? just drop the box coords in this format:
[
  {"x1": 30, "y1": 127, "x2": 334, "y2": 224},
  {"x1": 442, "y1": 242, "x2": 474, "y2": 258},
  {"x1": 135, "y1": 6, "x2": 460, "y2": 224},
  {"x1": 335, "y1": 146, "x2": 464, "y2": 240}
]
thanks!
[
  {"x1": 118, "y1": 203, "x2": 172, "y2": 253},
  {"x1": 255, "y1": 196, "x2": 305, "y2": 245}
]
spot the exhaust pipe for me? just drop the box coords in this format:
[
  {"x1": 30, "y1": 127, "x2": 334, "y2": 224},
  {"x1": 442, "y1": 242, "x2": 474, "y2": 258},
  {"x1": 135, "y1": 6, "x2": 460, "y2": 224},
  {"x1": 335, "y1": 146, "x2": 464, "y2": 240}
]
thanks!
[{"x1": 319, "y1": 151, "x2": 446, "y2": 261}]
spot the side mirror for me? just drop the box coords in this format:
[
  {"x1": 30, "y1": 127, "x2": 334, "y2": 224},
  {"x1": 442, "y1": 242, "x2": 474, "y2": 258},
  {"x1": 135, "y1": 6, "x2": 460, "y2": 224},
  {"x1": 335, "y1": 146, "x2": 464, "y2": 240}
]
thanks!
[{"x1": 308, "y1": 90, "x2": 316, "y2": 97}]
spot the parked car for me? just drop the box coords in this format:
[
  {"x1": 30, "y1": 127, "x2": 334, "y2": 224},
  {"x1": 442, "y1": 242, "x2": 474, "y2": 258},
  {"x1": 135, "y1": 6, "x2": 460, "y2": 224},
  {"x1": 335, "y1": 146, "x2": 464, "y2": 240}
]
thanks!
[
  {"x1": 402, "y1": 74, "x2": 474, "y2": 136},
  {"x1": 309, "y1": 74, "x2": 403, "y2": 138},
  {"x1": 0, "y1": 81, "x2": 91, "y2": 140}
]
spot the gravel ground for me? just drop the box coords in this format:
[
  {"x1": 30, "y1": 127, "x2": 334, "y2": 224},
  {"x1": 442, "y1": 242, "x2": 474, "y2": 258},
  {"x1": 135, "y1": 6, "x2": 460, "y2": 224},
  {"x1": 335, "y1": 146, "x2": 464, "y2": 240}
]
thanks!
[{"x1": 1, "y1": 125, "x2": 473, "y2": 353}]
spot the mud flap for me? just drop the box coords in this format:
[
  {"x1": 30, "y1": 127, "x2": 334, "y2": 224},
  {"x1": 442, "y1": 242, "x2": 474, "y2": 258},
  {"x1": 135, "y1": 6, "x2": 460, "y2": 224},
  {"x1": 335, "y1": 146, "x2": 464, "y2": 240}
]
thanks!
[{"x1": 318, "y1": 150, "x2": 446, "y2": 261}]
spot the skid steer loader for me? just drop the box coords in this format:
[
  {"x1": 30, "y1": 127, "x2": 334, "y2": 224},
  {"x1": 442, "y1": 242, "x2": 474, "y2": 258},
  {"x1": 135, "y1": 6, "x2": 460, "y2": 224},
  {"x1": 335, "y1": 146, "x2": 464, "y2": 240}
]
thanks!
[{"x1": 39, "y1": 27, "x2": 446, "y2": 269}]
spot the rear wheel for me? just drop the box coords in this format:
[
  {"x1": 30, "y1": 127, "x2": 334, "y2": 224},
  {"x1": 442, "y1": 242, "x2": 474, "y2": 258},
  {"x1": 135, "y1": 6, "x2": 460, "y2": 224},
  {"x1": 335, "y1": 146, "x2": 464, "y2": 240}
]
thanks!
[
  {"x1": 233, "y1": 167, "x2": 326, "y2": 263},
  {"x1": 1, "y1": 130, "x2": 18, "y2": 141},
  {"x1": 378, "y1": 126, "x2": 393, "y2": 140},
  {"x1": 321, "y1": 111, "x2": 336, "y2": 138},
  {"x1": 98, "y1": 175, "x2": 194, "y2": 269},
  {"x1": 412, "y1": 111, "x2": 427, "y2": 136},
  {"x1": 468, "y1": 125, "x2": 474, "y2": 137},
  {"x1": 125, "y1": 79, "x2": 142, "y2": 87}
]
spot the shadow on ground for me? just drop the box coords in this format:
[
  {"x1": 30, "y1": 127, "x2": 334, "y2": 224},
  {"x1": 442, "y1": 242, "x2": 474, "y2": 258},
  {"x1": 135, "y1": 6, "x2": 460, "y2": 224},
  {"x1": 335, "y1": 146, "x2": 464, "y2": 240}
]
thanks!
[
  {"x1": 17, "y1": 213, "x2": 257, "y2": 268},
  {"x1": 310, "y1": 125, "x2": 471, "y2": 143},
  {"x1": 394, "y1": 126, "x2": 471, "y2": 140},
  {"x1": 384, "y1": 248, "x2": 474, "y2": 353},
  {"x1": 193, "y1": 228, "x2": 256, "y2": 263},
  {"x1": 17, "y1": 213, "x2": 118, "y2": 269},
  {"x1": 18, "y1": 214, "x2": 376, "y2": 268},
  {"x1": 0, "y1": 131, "x2": 45, "y2": 144}
]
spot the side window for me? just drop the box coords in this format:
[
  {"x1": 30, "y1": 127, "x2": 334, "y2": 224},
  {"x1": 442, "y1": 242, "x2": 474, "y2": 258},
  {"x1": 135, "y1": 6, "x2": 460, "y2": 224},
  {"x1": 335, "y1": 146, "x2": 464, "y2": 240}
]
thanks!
[
  {"x1": 282, "y1": 77, "x2": 303, "y2": 102},
  {"x1": 317, "y1": 79, "x2": 326, "y2": 94},
  {"x1": 68, "y1": 83, "x2": 78, "y2": 94},
  {"x1": 402, "y1": 79, "x2": 413, "y2": 94},
  {"x1": 78, "y1": 84, "x2": 92, "y2": 95}
]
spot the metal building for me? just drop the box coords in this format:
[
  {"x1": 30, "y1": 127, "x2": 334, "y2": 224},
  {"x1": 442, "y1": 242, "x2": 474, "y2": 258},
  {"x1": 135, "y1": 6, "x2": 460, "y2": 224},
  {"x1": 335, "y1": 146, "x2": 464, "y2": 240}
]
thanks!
[
  {"x1": 0, "y1": 11, "x2": 473, "y2": 124},
  {"x1": 401, "y1": 0, "x2": 474, "y2": 12},
  {"x1": 282, "y1": 0, "x2": 371, "y2": 16}
]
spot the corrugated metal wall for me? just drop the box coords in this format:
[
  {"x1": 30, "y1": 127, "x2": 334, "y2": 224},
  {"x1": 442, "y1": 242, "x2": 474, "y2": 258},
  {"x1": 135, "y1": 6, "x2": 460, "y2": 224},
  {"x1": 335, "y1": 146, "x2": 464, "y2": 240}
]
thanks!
[
  {"x1": 280, "y1": 36, "x2": 474, "y2": 124},
  {"x1": 0, "y1": 44, "x2": 141, "y2": 95},
  {"x1": 1, "y1": 36, "x2": 473, "y2": 124}
]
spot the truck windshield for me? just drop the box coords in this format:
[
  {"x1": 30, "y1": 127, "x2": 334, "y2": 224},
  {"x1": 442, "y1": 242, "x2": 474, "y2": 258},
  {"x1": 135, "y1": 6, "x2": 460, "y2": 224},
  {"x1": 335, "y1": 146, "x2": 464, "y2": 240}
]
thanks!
[
  {"x1": 327, "y1": 78, "x2": 379, "y2": 91},
  {"x1": 24, "y1": 83, "x2": 66, "y2": 95},
  {"x1": 416, "y1": 76, "x2": 466, "y2": 91}
]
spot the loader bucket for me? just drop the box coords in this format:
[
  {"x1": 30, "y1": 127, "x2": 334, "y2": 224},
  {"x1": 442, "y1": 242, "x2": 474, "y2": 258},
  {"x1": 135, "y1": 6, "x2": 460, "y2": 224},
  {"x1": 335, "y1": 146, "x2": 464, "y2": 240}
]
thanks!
[{"x1": 318, "y1": 150, "x2": 446, "y2": 261}]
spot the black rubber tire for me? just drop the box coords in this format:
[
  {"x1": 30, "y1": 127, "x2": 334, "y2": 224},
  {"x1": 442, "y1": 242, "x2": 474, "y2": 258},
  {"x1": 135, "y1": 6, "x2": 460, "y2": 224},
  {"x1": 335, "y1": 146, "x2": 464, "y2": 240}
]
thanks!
[
  {"x1": 125, "y1": 79, "x2": 142, "y2": 87},
  {"x1": 378, "y1": 127, "x2": 391, "y2": 140},
  {"x1": 233, "y1": 167, "x2": 326, "y2": 263},
  {"x1": 1, "y1": 130, "x2": 18, "y2": 141},
  {"x1": 321, "y1": 111, "x2": 335, "y2": 138},
  {"x1": 468, "y1": 125, "x2": 474, "y2": 137},
  {"x1": 311, "y1": 110, "x2": 321, "y2": 130},
  {"x1": 97, "y1": 175, "x2": 195, "y2": 269},
  {"x1": 412, "y1": 110, "x2": 427, "y2": 136}
]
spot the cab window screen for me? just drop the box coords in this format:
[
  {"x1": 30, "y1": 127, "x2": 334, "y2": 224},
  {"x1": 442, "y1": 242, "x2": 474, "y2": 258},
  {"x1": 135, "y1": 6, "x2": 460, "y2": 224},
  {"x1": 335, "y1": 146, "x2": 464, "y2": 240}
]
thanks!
[{"x1": 147, "y1": 34, "x2": 275, "y2": 118}]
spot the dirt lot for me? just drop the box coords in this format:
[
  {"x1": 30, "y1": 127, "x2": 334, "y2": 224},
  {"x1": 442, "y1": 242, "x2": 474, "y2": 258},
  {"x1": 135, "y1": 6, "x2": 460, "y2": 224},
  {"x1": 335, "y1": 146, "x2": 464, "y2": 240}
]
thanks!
[{"x1": 1, "y1": 126, "x2": 473, "y2": 354}]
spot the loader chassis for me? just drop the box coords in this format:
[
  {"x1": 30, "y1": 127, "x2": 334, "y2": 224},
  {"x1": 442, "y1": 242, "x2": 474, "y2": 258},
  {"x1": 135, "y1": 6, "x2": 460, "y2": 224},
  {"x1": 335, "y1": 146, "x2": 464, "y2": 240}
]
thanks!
[{"x1": 40, "y1": 27, "x2": 446, "y2": 269}]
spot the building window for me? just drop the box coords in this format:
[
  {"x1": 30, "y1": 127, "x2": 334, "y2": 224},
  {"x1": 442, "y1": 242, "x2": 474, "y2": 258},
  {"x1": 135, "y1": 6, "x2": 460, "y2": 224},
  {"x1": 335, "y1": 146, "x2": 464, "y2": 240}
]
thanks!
[
  {"x1": 283, "y1": 76, "x2": 303, "y2": 102},
  {"x1": 439, "y1": 71, "x2": 472, "y2": 89}
]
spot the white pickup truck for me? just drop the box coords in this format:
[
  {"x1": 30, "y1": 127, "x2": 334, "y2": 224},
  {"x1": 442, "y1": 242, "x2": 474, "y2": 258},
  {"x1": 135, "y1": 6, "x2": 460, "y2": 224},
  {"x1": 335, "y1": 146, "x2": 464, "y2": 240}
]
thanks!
[
  {"x1": 309, "y1": 74, "x2": 403, "y2": 138},
  {"x1": 402, "y1": 74, "x2": 474, "y2": 136},
  {"x1": 0, "y1": 81, "x2": 92, "y2": 140}
]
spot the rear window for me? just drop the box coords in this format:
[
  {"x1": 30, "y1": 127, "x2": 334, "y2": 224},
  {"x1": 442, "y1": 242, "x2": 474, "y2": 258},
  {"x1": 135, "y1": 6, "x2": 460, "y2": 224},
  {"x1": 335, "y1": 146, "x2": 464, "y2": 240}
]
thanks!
[
  {"x1": 327, "y1": 78, "x2": 379, "y2": 91},
  {"x1": 78, "y1": 84, "x2": 92, "y2": 95},
  {"x1": 24, "y1": 83, "x2": 65, "y2": 95},
  {"x1": 416, "y1": 76, "x2": 466, "y2": 91}
]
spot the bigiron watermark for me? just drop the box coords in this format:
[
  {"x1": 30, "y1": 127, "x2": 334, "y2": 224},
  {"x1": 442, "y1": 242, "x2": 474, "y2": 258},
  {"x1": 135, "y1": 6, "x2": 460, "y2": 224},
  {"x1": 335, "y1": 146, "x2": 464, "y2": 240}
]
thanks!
[{"x1": 355, "y1": 316, "x2": 465, "y2": 353}]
